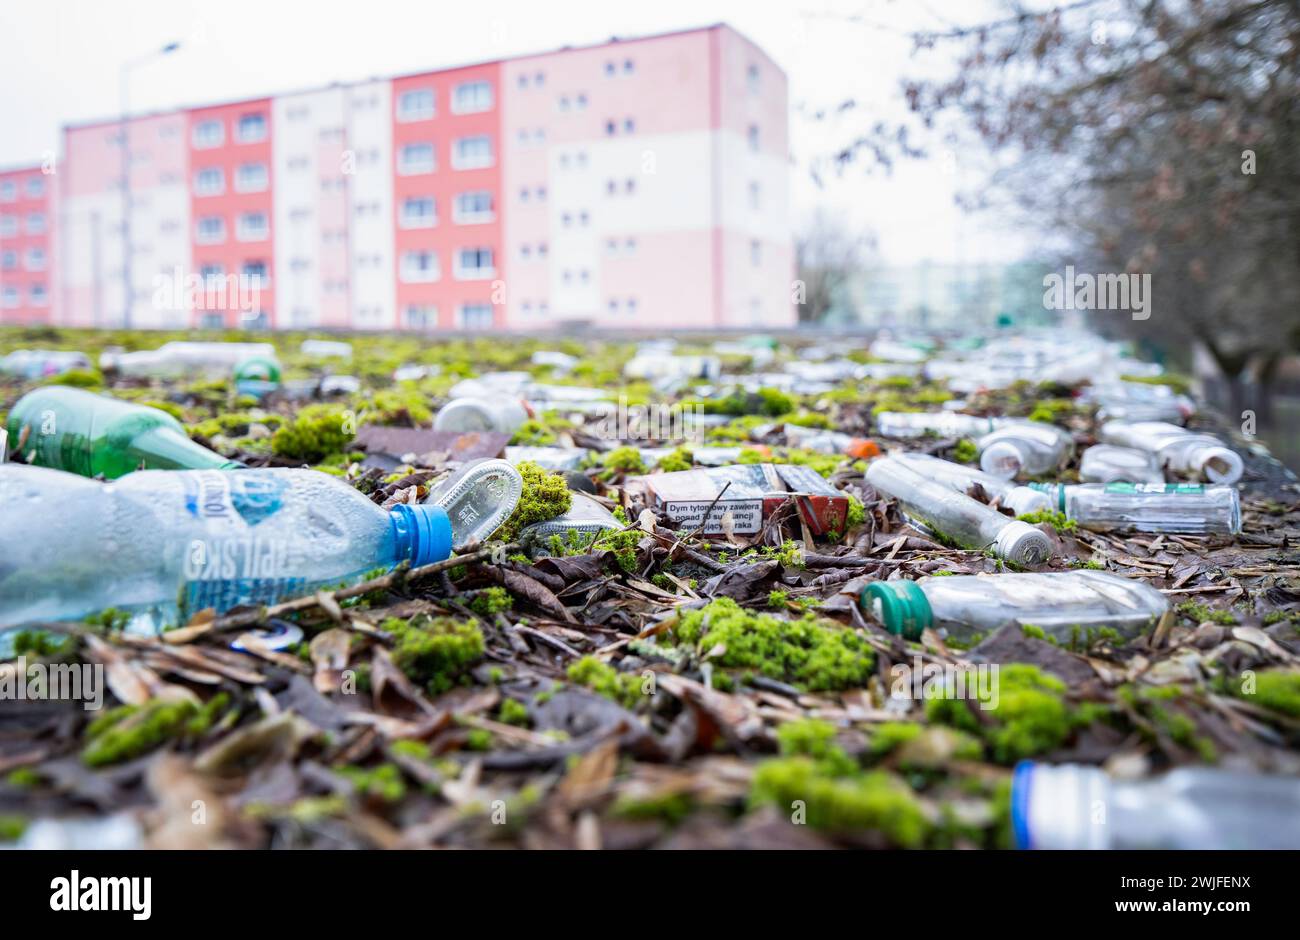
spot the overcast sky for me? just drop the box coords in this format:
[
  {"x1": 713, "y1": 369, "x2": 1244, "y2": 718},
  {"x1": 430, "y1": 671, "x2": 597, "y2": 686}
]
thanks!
[{"x1": 0, "y1": 0, "x2": 1032, "y2": 266}]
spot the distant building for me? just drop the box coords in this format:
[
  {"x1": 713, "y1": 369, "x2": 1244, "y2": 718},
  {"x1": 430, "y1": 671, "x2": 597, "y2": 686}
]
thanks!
[
  {"x1": 0, "y1": 164, "x2": 54, "y2": 325},
  {"x1": 850, "y1": 260, "x2": 1055, "y2": 331},
  {"x1": 30, "y1": 23, "x2": 793, "y2": 331}
]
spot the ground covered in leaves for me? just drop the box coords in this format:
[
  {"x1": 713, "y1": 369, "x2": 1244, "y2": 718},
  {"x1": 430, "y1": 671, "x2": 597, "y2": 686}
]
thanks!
[{"x1": 2, "y1": 327, "x2": 1299, "y2": 849}]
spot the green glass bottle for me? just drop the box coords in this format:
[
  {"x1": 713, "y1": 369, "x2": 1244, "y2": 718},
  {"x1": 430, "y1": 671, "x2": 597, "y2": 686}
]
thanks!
[{"x1": 6, "y1": 386, "x2": 243, "y2": 479}]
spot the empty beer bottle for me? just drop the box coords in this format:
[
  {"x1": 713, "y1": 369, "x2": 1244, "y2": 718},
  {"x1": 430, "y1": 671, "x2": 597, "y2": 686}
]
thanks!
[{"x1": 6, "y1": 386, "x2": 241, "y2": 479}]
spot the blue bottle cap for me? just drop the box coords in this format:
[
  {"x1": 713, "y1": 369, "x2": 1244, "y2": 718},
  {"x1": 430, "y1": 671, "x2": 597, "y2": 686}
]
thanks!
[{"x1": 389, "y1": 504, "x2": 453, "y2": 567}]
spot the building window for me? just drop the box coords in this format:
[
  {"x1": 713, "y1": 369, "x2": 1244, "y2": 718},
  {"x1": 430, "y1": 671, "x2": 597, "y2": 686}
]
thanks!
[
  {"x1": 575, "y1": 93, "x2": 588, "y2": 110},
  {"x1": 0, "y1": 250, "x2": 15, "y2": 270},
  {"x1": 25, "y1": 177, "x2": 45, "y2": 198},
  {"x1": 454, "y1": 247, "x2": 495, "y2": 280},
  {"x1": 624, "y1": 59, "x2": 635, "y2": 75},
  {"x1": 517, "y1": 74, "x2": 529, "y2": 89},
  {"x1": 0, "y1": 215, "x2": 16, "y2": 236},
  {"x1": 406, "y1": 305, "x2": 438, "y2": 329},
  {"x1": 30, "y1": 284, "x2": 49, "y2": 306},
  {"x1": 748, "y1": 181, "x2": 761, "y2": 210},
  {"x1": 0, "y1": 181, "x2": 14, "y2": 201},
  {"x1": 453, "y1": 191, "x2": 494, "y2": 223},
  {"x1": 559, "y1": 96, "x2": 570, "y2": 112},
  {"x1": 624, "y1": 117, "x2": 635, "y2": 133},
  {"x1": 25, "y1": 213, "x2": 46, "y2": 235},
  {"x1": 459, "y1": 303, "x2": 494, "y2": 329},
  {"x1": 747, "y1": 64, "x2": 761, "y2": 93},
  {"x1": 400, "y1": 250, "x2": 440, "y2": 283},
  {"x1": 399, "y1": 142, "x2": 436, "y2": 175},
  {"x1": 534, "y1": 71, "x2": 545, "y2": 86},
  {"x1": 1, "y1": 287, "x2": 19, "y2": 308},
  {"x1": 748, "y1": 124, "x2": 760, "y2": 152},
  {"x1": 605, "y1": 120, "x2": 616, "y2": 136},
  {"x1": 192, "y1": 119, "x2": 224, "y2": 148},
  {"x1": 196, "y1": 215, "x2": 226, "y2": 244},
  {"x1": 452, "y1": 135, "x2": 493, "y2": 170},
  {"x1": 236, "y1": 162, "x2": 268, "y2": 193},
  {"x1": 200, "y1": 263, "x2": 225, "y2": 281},
  {"x1": 236, "y1": 212, "x2": 268, "y2": 242},
  {"x1": 604, "y1": 61, "x2": 616, "y2": 77},
  {"x1": 25, "y1": 248, "x2": 46, "y2": 271},
  {"x1": 236, "y1": 113, "x2": 267, "y2": 143},
  {"x1": 452, "y1": 80, "x2": 493, "y2": 114},
  {"x1": 751, "y1": 240, "x2": 762, "y2": 265},
  {"x1": 398, "y1": 88, "x2": 435, "y2": 121},
  {"x1": 242, "y1": 260, "x2": 269, "y2": 286},
  {"x1": 193, "y1": 167, "x2": 223, "y2": 196},
  {"x1": 399, "y1": 196, "x2": 437, "y2": 229}
]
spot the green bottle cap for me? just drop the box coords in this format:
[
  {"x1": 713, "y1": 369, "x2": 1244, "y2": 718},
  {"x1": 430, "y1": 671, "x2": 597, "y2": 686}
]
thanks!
[
  {"x1": 234, "y1": 356, "x2": 281, "y2": 383},
  {"x1": 860, "y1": 581, "x2": 933, "y2": 640},
  {"x1": 1027, "y1": 481, "x2": 1066, "y2": 512}
]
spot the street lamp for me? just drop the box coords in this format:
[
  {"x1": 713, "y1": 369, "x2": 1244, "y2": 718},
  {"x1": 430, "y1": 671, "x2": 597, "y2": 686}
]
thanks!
[{"x1": 120, "y1": 41, "x2": 181, "y2": 329}]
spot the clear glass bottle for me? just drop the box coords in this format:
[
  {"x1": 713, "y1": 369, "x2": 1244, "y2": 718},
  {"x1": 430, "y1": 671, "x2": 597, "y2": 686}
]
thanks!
[
  {"x1": 875, "y1": 411, "x2": 1006, "y2": 440},
  {"x1": 99, "y1": 341, "x2": 279, "y2": 378},
  {"x1": 0, "y1": 465, "x2": 452, "y2": 636},
  {"x1": 977, "y1": 421, "x2": 1075, "y2": 479},
  {"x1": 1100, "y1": 420, "x2": 1243, "y2": 484},
  {"x1": 1077, "y1": 443, "x2": 1163, "y2": 484},
  {"x1": 893, "y1": 451, "x2": 1053, "y2": 516},
  {"x1": 861, "y1": 569, "x2": 1169, "y2": 642},
  {"x1": 865, "y1": 456, "x2": 1053, "y2": 566},
  {"x1": 1031, "y1": 481, "x2": 1241, "y2": 535},
  {"x1": 433, "y1": 397, "x2": 530, "y2": 436},
  {"x1": 1013, "y1": 762, "x2": 1300, "y2": 849},
  {"x1": 424, "y1": 457, "x2": 523, "y2": 548}
]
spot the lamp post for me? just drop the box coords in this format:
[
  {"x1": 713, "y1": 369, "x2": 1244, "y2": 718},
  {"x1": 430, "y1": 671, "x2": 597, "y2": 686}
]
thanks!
[{"x1": 119, "y1": 41, "x2": 181, "y2": 329}]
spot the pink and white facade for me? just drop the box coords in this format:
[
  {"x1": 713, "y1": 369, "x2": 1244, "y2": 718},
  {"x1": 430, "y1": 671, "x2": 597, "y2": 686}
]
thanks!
[
  {"x1": 0, "y1": 164, "x2": 55, "y2": 324},
  {"x1": 48, "y1": 24, "x2": 792, "y2": 331}
]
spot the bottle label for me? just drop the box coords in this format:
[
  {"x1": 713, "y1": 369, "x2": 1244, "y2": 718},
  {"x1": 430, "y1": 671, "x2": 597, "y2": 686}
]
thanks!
[{"x1": 1104, "y1": 482, "x2": 1205, "y2": 495}]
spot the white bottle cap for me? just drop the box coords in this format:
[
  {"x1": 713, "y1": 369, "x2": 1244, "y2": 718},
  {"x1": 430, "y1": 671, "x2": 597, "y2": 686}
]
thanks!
[{"x1": 992, "y1": 520, "x2": 1053, "y2": 566}]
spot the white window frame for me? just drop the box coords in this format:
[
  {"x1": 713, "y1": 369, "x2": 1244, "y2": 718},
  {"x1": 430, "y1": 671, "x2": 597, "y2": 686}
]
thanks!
[
  {"x1": 451, "y1": 81, "x2": 493, "y2": 114},
  {"x1": 458, "y1": 303, "x2": 494, "y2": 329},
  {"x1": 25, "y1": 248, "x2": 46, "y2": 271},
  {"x1": 25, "y1": 177, "x2": 45, "y2": 198},
  {"x1": 196, "y1": 215, "x2": 226, "y2": 244},
  {"x1": 398, "y1": 142, "x2": 436, "y2": 175},
  {"x1": 25, "y1": 213, "x2": 45, "y2": 235},
  {"x1": 0, "y1": 250, "x2": 15, "y2": 270},
  {"x1": 235, "y1": 162, "x2": 268, "y2": 193},
  {"x1": 451, "y1": 135, "x2": 494, "y2": 170},
  {"x1": 29, "y1": 283, "x2": 49, "y2": 306},
  {"x1": 453, "y1": 247, "x2": 495, "y2": 280},
  {"x1": 0, "y1": 181, "x2": 14, "y2": 202},
  {"x1": 236, "y1": 212, "x2": 268, "y2": 243},
  {"x1": 236, "y1": 112, "x2": 268, "y2": 143},
  {"x1": 400, "y1": 250, "x2": 440, "y2": 283},
  {"x1": 406, "y1": 305, "x2": 439, "y2": 329},
  {"x1": 453, "y1": 190, "x2": 494, "y2": 224},
  {"x1": 397, "y1": 88, "x2": 435, "y2": 122},
  {"x1": 399, "y1": 196, "x2": 437, "y2": 229},
  {"x1": 194, "y1": 166, "x2": 224, "y2": 196},
  {"x1": 1, "y1": 286, "x2": 19, "y2": 308},
  {"x1": 192, "y1": 119, "x2": 224, "y2": 149}
]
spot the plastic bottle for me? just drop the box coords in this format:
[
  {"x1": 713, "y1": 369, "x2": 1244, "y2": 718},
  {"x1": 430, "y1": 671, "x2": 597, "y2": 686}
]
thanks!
[
  {"x1": 977, "y1": 421, "x2": 1075, "y2": 480},
  {"x1": 433, "y1": 397, "x2": 529, "y2": 436},
  {"x1": 860, "y1": 569, "x2": 1168, "y2": 642},
  {"x1": 99, "y1": 341, "x2": 278, "y2": 378},
  {"x1": 1077, "y1": 444, "x2": 1163, "y2": 484},
  {"x1": 1100, "y1": 420, "x2": 1243, "y2": 484},
  {"x1": 1031, "y1": 481, "x2": 1241, "y2": 535},
  {"x1": 875, "y1": 411, "x2": 1007, "y2": 440},
  {"x1": 865, "y1": 456, "x2": 1053, "y2": 566},
  {"x1": 0, "y1": 349, "x2": 93, "y2": 380},
  {"x1": 520, "y1": 492, "x2": 623, "y2": 550},
  {"x1": 893, "y1": 452, "x2": 1053, "y2": 516},
  {"x1": 1012, "y1": 762, "x2": 1300, "y2": 849},
  {"x1": 0, "y1": 465, "x2": 451, "y2": 632},
  {"x1": 424, "y1": 458, "x2": 523, "y2": 548},
  {"x1": 6, "y1": 386, "x2": 242, "y2": 479}
]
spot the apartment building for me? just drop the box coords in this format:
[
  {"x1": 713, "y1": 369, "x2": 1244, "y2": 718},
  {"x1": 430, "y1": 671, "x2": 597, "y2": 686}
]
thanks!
[
  {"x1": 43, "y1": 23, "x2": 793, "y2": 331},
  {"x1": 0, "y1": 164, "x2": 54, "y2": 324}
]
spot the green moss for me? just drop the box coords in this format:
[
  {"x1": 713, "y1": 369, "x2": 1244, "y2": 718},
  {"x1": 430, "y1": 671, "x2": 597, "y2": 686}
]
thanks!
[
  {"x1": 1176, "y1": 601, "x2": 1236, "y2": 626},
  {"x1": 469, "y1": 587, "x2": 513, "y2": 617},
  {"x1": 601, "y1": 445, "x2": 647, "y2": 475},
  {"x1": 748, "y1": 758, "x2": 929, "y2": 846},
  {"x1": 11, "y1": 629, "x2": 73, "y2": 657},
  {"x1": 271, "y1": 404, "x2": 354, "y2": 462},
  {"x1": 491, "y1": 460, "x2": 572, "y2": 542},
  {"x1": 5, "y1": 767, "x2": 40, "y2": 788},
  {"x1": 356, "y1": 387, "x2": 432, "y2": 426},
  {"x1": 845, "y1": 495, "x2": 866, "y2": 529},
  {"x1": 338, "y1": 763, "x2": 406, "y2": 803},
  {"x1": 690, "y1": 387, "x2": 794, "y2": 418},
  {"x1": 1121, "y1": 685, "x2": 1218, "y2": 762},
  {"x1": 768, "y1": 589, "x2": 790, "y2": 609},
  {"x1": 82, "y1": 697, "x2": 200, "y2": 767},
  {"x1": 390, "y1": 739, "x2": 432, "y2": 760},
  {"x1": 1016, "y1": 509, "x2": 1077, "y2": 534},
  {"x1": 926, "y1": 664, "x2": 1076, "y2": 763},
  {"x1": 869, "y1": 721, "x2": 924, "y2": 756},
  {"x1": 138, "y1": 399, "x2": 187, "y2": 422},
  {"x1": 566, "y1": 656, "x2": 644, "y2": 709},
  {"x1": 42, "y1": 368, "x2": 102, "y2": 388},
  {"x1": 465, "y1": 728, "x2": 493, "y2": 751},
  {"x1": 498, "y1": 698, "x2": 530, "y2": 726},
  {"x1": 656, "y1": 447, "x2": 694, "y2": 473},
  {"x1": 84, "y1": 607, "x2": 131, "y2": 633},
  {"x1": 1021, "y1": 624, "x2": 1046, "y2": 640},
  {"x1": 668, "y1": 597, "x2": 873, "y2": 692},
  {"x1": 1238, "y1": 669, "x2": 1300, "y2": 719},
  {"x1": 510, "y1": 418, "x2": 558, "y2": 446},
  {"x1": 1120, "y1": 372, "x2": 1193, "y2": 396},
  {"x1": 952, "y1": 439, "x2": 978, "y2": 464},
  {"x1": 382, "y1": 615, "x2": 485, "y2": 695},
  {"x1": 611, "y1": 790, "x2": 695, "y2": 824},
  {"x1": 591, "y1": 528, "x2": 641, "y2": 574},
  {"x1": 0, "y1": 814, "x2": 27, "y2": 842}
]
